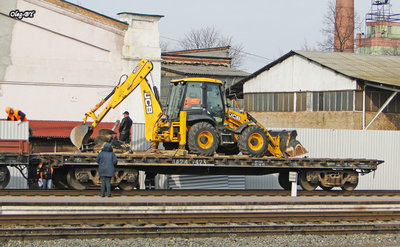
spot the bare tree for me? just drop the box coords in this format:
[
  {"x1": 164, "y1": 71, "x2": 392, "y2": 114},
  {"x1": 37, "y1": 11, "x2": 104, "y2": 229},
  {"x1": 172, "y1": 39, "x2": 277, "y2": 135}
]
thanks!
[
  {"x1": 160, "y1": 40, "x2": 169, "y2": 52},
  {"x1": 178, "y1": 26, "x2": 244, "y2": 68},
  {"x1": 319, "y1": 0, "x2": 362, "y2": 52},
  {"x1": 301, "y1": 39, "x2": 317, "y2": 51}
]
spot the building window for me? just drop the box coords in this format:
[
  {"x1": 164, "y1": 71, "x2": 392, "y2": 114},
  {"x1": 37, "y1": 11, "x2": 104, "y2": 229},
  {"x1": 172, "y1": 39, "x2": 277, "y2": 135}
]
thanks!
[
  {"x1": 244, "y1": 93, "x2": 294, "y2": 112},
  {"x1": 365, "y1": 91, "x2": 400, "y2": 113},
  {"x1": 296, "y1": 92, "x2": 307, "y2": 111},
  {"x1": 311, "y1": 91, "x2": 354, "y2": 111},
  {"x1": 245, "y1": 91, "x2": 400, "y2": 113}
]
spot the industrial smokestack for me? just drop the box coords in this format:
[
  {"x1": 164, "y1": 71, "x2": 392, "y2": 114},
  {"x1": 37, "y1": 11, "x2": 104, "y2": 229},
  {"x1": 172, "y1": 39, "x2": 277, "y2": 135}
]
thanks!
[{"x1": 335, "y1": 0, "x2": 354, "y2": 52}]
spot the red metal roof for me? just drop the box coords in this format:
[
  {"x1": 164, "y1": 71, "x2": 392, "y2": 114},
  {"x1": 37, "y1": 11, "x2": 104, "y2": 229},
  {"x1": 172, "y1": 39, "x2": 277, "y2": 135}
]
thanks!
[{"x1": 28, "y1": 120, "x2": 117, "y2": 138}]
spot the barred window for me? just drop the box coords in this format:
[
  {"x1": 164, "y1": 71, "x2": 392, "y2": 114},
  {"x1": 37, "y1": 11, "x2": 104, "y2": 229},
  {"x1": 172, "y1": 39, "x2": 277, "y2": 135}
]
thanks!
[
  {"x1": 244, "y1": 93, "x2": 294, "y2": 112},
  {"x1": 244, "y1": 91, "x2": 400, "y2": 113},
  {"x1": 312, "y1": 91, "x2": 354, "y2": 111}
]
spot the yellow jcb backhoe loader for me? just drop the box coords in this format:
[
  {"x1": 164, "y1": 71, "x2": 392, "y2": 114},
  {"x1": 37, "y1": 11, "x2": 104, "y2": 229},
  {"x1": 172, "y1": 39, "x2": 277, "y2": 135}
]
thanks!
[{"x1": 71, "y1": 59, "x2": 307, "y2": 157}]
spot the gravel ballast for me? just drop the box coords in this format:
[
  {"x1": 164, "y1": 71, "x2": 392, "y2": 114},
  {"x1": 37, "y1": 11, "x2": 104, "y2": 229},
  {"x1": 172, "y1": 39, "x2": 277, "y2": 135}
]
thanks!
[{"x1": 2, "y1": 234, "x2": 400, "y2": 247}]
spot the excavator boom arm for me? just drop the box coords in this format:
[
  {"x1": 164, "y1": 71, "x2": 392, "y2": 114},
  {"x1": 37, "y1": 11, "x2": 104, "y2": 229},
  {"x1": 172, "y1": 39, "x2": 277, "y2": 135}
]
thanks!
[
  {"x1": 85, "y1": 59, "x2": 154, "y2": 128},
  {"x1": 71, "y1": 59, "x2": 161, "y2": 149}
]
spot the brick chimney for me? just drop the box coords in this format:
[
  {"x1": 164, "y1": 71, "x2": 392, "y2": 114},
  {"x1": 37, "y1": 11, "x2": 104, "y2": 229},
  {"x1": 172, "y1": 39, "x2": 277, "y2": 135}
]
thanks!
[{"x1": 335, "y1": 0, "x2": 354, "y2": 52}]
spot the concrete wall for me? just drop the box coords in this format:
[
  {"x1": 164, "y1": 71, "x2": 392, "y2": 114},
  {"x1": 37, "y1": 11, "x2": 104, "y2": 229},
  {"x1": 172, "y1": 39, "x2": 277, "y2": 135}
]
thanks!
[
  {"x1": 0, "y1": 0, "x2": 126, "y2": 122},
  {"x1": 0, "y1": 1, "x2": 163, "y2": 125},
  {"x1": 118, "y1": 13, "x2": 162, "y2": 124},
  {"x1": 244, "y1": 55, "x2": 357, "y2": 93}
]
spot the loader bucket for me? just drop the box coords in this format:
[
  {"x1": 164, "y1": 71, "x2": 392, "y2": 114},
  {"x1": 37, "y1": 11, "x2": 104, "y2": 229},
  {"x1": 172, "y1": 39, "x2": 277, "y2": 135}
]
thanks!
[
  {"x1": 70, "y1": 124, "x2": 93, "y2": 149},
  {"x1": 269, "y1": 130, "x2": 307, "y2": 157},
  {"x1": 94, "y1": 128, "x2": 117, "y2": 149}
]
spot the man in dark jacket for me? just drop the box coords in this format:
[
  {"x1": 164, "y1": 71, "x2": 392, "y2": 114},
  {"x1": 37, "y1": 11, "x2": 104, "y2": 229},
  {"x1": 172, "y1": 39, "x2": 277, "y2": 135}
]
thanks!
[
  {"x1": 96, "y1": 143, "x2": 118, "y2": 197},
  {"x1": 119, "y1": 111, "x2": 132, "y2": 143}
]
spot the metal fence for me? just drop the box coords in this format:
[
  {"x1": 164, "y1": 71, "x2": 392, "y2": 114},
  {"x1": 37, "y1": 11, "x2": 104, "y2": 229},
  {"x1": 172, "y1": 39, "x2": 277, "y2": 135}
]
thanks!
[{"x1": 0, "y1": 121, "x2": 29, "y2": 140}]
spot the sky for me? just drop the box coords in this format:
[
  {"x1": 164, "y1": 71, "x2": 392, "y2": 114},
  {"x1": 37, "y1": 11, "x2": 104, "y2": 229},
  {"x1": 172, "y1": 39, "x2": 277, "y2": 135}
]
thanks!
[{"x1": 69, "y1": 0, "x2": 400, "y2": 73}]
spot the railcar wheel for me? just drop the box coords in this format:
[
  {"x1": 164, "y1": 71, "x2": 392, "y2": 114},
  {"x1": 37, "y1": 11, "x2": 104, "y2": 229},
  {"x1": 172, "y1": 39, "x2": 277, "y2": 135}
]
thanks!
[
  {"x1": 188, "y1": 122, "x2": 219, "y2": 156},
  {"x1": 341, "y1": 172, "x2": 359, "y2": 191},
  {"x1": 278, "y1": 172, "x2": 291, "y2": 191},
  {"x1": 118, "y1": 181, "x2": 137, "y2": 190},
  {"x1": 67, "y1": 168, "x2": 89, "y2": 190},
  {"x1": 238, "y1": 125, "x2": 268, "y2": 157},
  {"x1": 0, "y1": 167, "x2": 10, "y2": 189},
  {"x1": 341, "y1": 183, "x2": 357, "y2": 191},
  {"x1": 319, "y1": 184, "x2": 334, "y2": 191},
  {"x1": 299, "y1": 171, "x2": 318, "y2": 191},
  {"x1": 52, "y1": 168, "x2": 70, "y2": 189}
]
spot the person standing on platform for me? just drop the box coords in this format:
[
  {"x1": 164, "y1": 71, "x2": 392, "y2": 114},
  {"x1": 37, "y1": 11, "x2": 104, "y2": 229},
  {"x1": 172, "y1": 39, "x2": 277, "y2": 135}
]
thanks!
[{"x1": 96, "y1": 143, "x2": 117, "y2": 197}]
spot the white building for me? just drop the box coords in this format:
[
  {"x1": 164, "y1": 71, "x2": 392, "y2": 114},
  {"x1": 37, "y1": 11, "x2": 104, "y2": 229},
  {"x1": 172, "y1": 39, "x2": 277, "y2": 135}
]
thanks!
[{"x1": 0, "y1": 0, "x2": 162, "y2": 123}]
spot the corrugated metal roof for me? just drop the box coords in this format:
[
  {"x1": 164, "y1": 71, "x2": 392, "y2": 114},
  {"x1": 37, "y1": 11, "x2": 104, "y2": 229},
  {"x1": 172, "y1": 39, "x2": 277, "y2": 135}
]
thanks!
[
  {"x1": 295, "y1": 50, "x2": 400, "y2": 87},
  {"x1": 230, "y1": 50, "x2": 400, "y2": 96},
  {"x1": 162, "y1": 64, "x2": 250, "y2": 77}
]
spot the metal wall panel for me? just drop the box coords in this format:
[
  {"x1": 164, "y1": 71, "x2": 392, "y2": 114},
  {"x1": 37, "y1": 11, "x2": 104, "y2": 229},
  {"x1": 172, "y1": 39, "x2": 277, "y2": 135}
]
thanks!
[
  {"x1": 245, "y1": 128, "x2": 399, "y2": 190},
  {"x1": 0, "y1": 121, "x2": 29, "y2": 140},
  {"x1": 5, "y1": 167, "x2": 28, "y2": 189},
  {"x1": 168, "y1": 175, "x2": 246, "y2": 190},
  {"x1": 295, "y1": 128, "x2": 399, "y2": 190},
  {"x1": 130, "y1": 123, "x2": 152, "y2": 151}
]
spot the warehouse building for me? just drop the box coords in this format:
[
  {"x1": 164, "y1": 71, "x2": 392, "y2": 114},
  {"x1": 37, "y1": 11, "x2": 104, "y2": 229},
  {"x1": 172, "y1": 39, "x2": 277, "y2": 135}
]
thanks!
[{"x1": 230, "y1": 50, "x2": 400, "y2": 131}]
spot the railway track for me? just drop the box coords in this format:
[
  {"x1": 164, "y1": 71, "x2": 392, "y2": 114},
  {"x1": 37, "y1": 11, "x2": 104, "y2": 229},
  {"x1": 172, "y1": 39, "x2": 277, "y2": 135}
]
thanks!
[
  {"x1": 1, "y1": 211, "x2": 400, "y2": 240},
  {"x1": 1, "y1": 189, "x2": 400, "y2": 197},
  {"x1": 1, "y1": 190, "x2": 400, "y2": 240}
]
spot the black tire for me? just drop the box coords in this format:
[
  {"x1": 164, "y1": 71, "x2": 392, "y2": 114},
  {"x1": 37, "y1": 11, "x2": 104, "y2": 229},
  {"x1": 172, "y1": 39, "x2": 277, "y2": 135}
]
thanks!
[
  {"x1": 188, "y1": 122, "x2": 219, "y2": 156},
  {"x1": 238, "y1": 125, "x2": 268, "y2": 157},
  {"x1": 278, "y1": 172, "x2": 291, "y2": 191}
]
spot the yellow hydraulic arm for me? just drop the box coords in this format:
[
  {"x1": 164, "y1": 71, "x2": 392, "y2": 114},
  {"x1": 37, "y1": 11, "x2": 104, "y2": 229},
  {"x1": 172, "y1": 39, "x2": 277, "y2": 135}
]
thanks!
[
  {"x1": 71, "y1": 59, "x2": 163, "y2": 149},
  {"x1": 83, "y1": 59, "x2": 155, "y2": 128}
]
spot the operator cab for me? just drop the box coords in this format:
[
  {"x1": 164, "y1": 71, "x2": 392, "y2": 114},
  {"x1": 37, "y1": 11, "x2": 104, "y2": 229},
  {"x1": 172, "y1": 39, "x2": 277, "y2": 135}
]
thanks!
[{"x1": 165, "y1": 78, "x2": 225, "y2": 126}]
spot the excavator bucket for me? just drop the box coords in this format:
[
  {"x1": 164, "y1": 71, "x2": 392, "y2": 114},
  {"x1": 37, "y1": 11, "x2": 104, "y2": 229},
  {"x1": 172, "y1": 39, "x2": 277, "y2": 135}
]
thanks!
[
  {"x1": 269, "y1": 130, "x2": 308, "y2": 157},
  {"x1": 70, "y1": 124, "x2": 93, "y2": 149}
]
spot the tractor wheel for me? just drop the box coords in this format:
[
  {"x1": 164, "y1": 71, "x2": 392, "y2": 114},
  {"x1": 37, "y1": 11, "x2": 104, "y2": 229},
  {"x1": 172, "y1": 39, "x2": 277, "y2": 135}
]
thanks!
[
  {"x1": 188, "y1": 122, "x2": 219, "y2": 156},
  {"x1": 238, "y1": 125, "x2": 268, "y2": 157}
]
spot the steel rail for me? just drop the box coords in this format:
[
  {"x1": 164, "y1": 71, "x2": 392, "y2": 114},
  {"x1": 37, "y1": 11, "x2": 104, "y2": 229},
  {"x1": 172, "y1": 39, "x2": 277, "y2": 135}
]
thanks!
[
  {"x1": 1, "y1": 222, "x2": 400, "y2": 240},
  {"x1": 0, "y1": 189, "x2": 400, "y2": 197}
]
